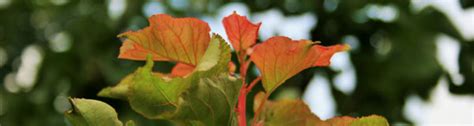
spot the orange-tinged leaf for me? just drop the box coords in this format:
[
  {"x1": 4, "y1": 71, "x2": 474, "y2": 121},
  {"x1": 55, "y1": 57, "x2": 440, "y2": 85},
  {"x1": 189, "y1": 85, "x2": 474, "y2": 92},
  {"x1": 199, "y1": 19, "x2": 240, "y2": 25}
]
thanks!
[
  {"x1": 118, "y1": 14, "x2": 211, "y2": 65},
  {"x1": 253, "y1": 92, "x2": 389, "y2": 126},
  {"x1": 313, "y1": 44, "x2": 350, "y2": 66},
  {"x1": 228, "y1": 62, "x2": 236, "y2": 74},
  {"x1": 250, "y1": 36, "x2": 349, "y2": 93},
  {"x1": 223, "y1": 12, "x2": 261, "y2": 52},
  {"x1": 170, "y1": 63, "x2": 195, "y2": 77},
  {"x1": 325, "y1": 116, "x2": 356, "y2": 125},
  {"x1": 253, "y1": 92, "x2": 322, "y2": 126}
]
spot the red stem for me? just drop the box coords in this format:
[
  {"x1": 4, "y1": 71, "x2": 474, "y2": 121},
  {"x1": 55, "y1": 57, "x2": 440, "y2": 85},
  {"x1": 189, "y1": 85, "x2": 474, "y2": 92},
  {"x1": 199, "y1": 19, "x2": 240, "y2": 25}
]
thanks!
[
  {"x1": 246, "y1": 77, "x2": 262, "y2": 92},
  {"x1": 237, "y1": 51, "x2": 248, "y2": 126},
  {"x1": 237, "y1": 86, "x2": 247, "y2": 126}
]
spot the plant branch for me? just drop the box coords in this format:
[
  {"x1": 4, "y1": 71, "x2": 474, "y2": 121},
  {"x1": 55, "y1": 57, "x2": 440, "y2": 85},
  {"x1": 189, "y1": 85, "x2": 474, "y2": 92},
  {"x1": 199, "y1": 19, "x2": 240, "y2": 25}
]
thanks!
[
  {"x1": 246, "y1": 76, "x2": 261, "y2": 92},
  {"x1": 237, "y1": 84, "x2": 247, "y2": 126},
  {"x1": 237, "y1": 50, "x2": 249, "y2": 126}
]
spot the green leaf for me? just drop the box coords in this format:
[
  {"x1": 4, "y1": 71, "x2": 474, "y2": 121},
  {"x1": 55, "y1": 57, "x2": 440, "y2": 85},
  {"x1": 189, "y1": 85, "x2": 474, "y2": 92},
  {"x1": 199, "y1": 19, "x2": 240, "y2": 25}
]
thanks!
[
  {"x1": 350, "y1": 115, "x2": 389, "y2": 126},
  {"x1": 171, "y1": 34, "x2": 240, "y2": 125},
  {"x1": 98, "y1": 74, "x2": 134, "y2": 100},
  {"x1": 65, "y1": 98, "x2": 126, "y2": 126},
  {"x1": 127, "y1": 60, "x2": 190, "y2": 119},
  {"x1": 253, "y1": 92, "x2": 389, "y2": 126},
  {"x1": 99, "y1": 34, "x2": 241, "y2": 125},
  {"x1": 172, "y1": 73, "x2": 241, "y2": 125},
  {"x1": 195, "y1": 34, "x2": 232, "y2": 74}
]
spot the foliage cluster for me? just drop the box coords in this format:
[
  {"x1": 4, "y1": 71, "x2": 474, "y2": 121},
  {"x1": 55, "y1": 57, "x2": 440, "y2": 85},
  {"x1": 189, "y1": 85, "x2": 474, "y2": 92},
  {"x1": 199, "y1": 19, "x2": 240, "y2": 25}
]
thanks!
[{"x1": 64, "y1": 13, "x2": 388, "y2": 126}]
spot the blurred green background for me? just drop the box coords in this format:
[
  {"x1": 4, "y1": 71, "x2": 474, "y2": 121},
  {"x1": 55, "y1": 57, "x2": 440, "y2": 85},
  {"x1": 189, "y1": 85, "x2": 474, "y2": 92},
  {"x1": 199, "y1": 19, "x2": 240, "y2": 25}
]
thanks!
[{"x1": 0, "y1": 0, "x2": 473, "y2": 126}]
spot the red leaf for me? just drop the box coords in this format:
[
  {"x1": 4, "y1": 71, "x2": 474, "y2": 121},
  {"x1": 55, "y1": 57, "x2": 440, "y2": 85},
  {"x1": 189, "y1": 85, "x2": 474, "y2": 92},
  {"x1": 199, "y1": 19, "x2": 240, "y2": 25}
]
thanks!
[
  {"x1": 118, "y1": 14, "x2": 211, "y2": 65},
  {"x1": 170, "y1": 63, "x2": 195, "y2": 77},
  {"x1": 228, "y1": 62, "x2": 236, "y2": 74},
  {"x1": 223, "y1": 12, "x2": 261, "y2": 52},
  {"x1": 250, "y1": 36, "x2": 349, "y2": 93},
  {"x1": 313, "y1": 44, "x2": 349, "y2": 66}
]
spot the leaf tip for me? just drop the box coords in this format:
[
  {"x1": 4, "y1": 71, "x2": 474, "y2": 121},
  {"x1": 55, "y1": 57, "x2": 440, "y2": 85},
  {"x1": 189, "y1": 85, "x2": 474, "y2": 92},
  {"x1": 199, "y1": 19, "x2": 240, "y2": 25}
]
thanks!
[
  {"x1": 341, "y1": 43, "x2": 351, "y2": 51},
  {"x1": 144, "y1": 54, "x2": 154, "y2": 69},
  {"x1": 97, "y1": 87, "x2": 112, "y2": 97}
]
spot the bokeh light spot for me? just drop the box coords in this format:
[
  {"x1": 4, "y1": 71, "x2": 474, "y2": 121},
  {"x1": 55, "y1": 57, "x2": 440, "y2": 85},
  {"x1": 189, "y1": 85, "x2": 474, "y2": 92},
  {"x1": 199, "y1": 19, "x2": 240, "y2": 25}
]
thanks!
[
  {"x1": 15, "y1": 45, "x2": 43, "y2": 91},
  {"x1": 330, "y1": 52, "x2": 356, "y2": 94},
  {"x1": 143, "y1": 1, "x2": 165, "y2": 17},
  {"x1": 107, "y1": 0, "x2": 126, "y2": 20},
  {"x1": 324, "y1": 0, "x2": 339, "y2": 12},
  {"x1": 48, "y1": 31, "x2": 73, "y2": 53},
  {"x1": 436, "y1": 34, "x2": 464, "y2": 85},
  {"x1": 342, "y1": 35, "x2": 360, "y2": 51},
  {"x1": 303, "y1": 74, "x2": 336, "y2": 120},
  {"x1": 53, "y1": 95, "x2": 71, "y2": 113},
  {"x1": 170, "y1": 0, "x2": 189, "y2": 11},
  {"x1": 0, "y1": 0, "x2": 11, "y2": 9},
  {"x1": 4, "y1": 73, "x2": 20, "y2": 93},
  {"x1": 50, "y1": 0, "x2": 69, "y2": 6}
]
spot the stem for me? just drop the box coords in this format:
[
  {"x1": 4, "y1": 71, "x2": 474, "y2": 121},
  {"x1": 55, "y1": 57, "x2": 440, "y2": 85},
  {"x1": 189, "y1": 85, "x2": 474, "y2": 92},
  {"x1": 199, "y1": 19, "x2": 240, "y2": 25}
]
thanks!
[
  {"x1": 251, "y1": 93, "x2": 270, "y2": 125},
  {"x1": 237, "y1": 51, "x2": 248, "y2": 126},
  {"x1": 237, "y1": 85, "x2": 247, "y2": 126},
  {"x1": 246, "y1": 77, "x2": 262, "y2": 92}
]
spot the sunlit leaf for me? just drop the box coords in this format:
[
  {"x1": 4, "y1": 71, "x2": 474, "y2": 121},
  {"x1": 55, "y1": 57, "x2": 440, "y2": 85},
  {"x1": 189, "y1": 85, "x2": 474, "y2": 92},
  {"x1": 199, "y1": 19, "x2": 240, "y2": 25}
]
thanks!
[
  {"x1": 250, "y1": 36, "x2": 349, "y2": 93},
  {"x1": 99, "y1": 34, "x2": 241, "y2": 125},
  {"x1": 223, "y1": 12, "x2": 261, "y2": 52},
  {"x1": 118, "y1": 14, "x2": 211, "y2": 65},
  {"x1": 253, "y1": 92, "x2": 388, "y2": 126},
  {"x1": 170, "y1": 63, "x2": 195, "y2": 77},
  {"x1": 322, "y1": 115, "x2": 389, "y2": 126},
  {"x1": 65, "y1": 98, "x2": 129, "y2": 126},
  {"x1": 98, "y1": 74, "x2": 134, "y2": 100},
  {"x1": 253, "y1": 92, "x2": 322, "y2": 126}
]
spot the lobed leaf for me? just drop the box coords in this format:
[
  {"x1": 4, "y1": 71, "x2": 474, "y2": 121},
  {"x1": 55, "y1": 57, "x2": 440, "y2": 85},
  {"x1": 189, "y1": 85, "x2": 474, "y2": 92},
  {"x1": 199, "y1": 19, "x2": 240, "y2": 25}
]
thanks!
[
  {"x1": 253, "y1": 92, "x2": 388, "y2": 126},
  {"x1": 99, "y1": 34, "x2": 242, "y2": 125},
  {"x1": 118, "y1": 14, "x2": 211, "y2": 65},
  {"x1": 223, "y1": 12, "x2": 261, "y2": 52},
  {"x1": 250, "y1": 36, "x2": 349, "y2": 93},
  {"x1": 170, "y1": 63, "x2": 195, "y2": 77}
]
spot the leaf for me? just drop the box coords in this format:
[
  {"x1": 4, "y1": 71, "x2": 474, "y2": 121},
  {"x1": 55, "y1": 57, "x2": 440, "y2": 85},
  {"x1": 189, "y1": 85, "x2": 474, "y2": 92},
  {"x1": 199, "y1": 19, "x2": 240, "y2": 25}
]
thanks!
[
  {"x1": 253, "y1": 92, "x2": 322, "y2": 126},
  {"x1": 350, "y1": 115, "x2": 389, "y2": 126},
  {"x1": 253, "y1": 92, "x2": 389, "y2": 126},
  {"x1": 250, "y1": 36, "x2": 349, "y2": 93},
  {"x1": 195, "y1": 34, "x2": 232, "y2": 74},
  {"x1": 170, "y1": 63, "x2": 195, "y2": 77},
  {"x1": 99, "y1": 34, "x2": 242, "y2": 125},
  {"x1": 98, "y1": 74, "x2": 134, "y2": 100},
  {"x1": 118, "y1": 14, "x2": 211, "y2": 65},
  {"x1": 223, "y1": 11, "x2": 261, "y2": 52},
  {"x1": 323, "y1": 115, "x2": 389, "y2": 126},
  {"x1": 65, "y1": 98, "x2": 128, "y2": 126},
  {"x1": 168, "y1": 35, "x2": 241, "y2": 125},
  {"x1": 170, "y1": 34, "x2": 236, "y2": 76},
  {"x1": 127, "y1": 58, "x2": 190, "y2": 119},
  {"x1": 173, "y1": 73, "x2": 241, "y2": 125},
  {"x1": 228, "y1": 61, "x2": 236, "y2": 74}
]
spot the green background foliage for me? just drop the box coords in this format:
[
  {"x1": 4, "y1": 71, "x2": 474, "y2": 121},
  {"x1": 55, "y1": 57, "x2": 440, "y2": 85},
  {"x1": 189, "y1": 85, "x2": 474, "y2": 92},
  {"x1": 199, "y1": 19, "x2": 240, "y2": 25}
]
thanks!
[{"x1": 0, "y1": 0, "x2": 473, "y2": 126}]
